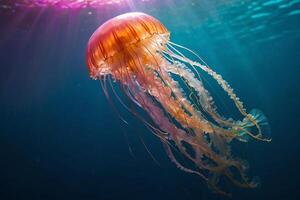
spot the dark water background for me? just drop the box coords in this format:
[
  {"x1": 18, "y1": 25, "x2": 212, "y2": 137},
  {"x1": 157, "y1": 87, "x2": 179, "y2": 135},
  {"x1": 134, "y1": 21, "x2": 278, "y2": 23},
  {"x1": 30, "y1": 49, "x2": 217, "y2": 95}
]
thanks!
[{"x1": 1, "y1": 0, "x2": 300, "y2": 199}]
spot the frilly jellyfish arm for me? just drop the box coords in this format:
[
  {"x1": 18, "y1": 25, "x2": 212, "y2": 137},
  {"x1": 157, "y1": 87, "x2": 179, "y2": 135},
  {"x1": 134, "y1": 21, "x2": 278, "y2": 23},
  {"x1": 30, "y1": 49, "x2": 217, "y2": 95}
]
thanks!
[
  {"x1": 163, "y1": 58, "x2": 235, "y2": 127},
  {"x1": 163, "y1": 40, "x2": 271, "y2": 142},
  {"x1": 118, "y1": 50, "x2": 257, "y2": 195},
  {"x1": 86, "y1": 12, "x2": 271, "y2": 196}
]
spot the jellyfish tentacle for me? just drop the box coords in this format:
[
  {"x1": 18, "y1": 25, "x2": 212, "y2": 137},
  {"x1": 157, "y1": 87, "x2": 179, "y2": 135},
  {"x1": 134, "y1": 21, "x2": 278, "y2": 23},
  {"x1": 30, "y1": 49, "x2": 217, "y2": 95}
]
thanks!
[
  {"x1": 162, "y1": 59, "x2": 253, "y2": 144},
  {"x1": 163, "y1": 58, "x2": 235, "y2": 128},
  {"x1": 107, "y1": 50, "x2": 171, "y2": 164},
  {"x1": 162, "y1": 141, "x2": 208, "y2": 180},
  {"x1": 125, "y1": 52, "x2": 223, "y2": 165},
  {"x1": 164, "y1": 42, "x2": 270, "y2": 142},
  {"x1": 160, "y1": 44, "x2": 243, "y2": 138},
  {"x1": 120, "y1": 48, "x2": 183, "y2": 144},
  {"x1": 136, "y1": 42, "x2": 204, "y2": 139},
  {"x1": 124, "y1": 87, "x2": 171, "y2": 141},
  {"x1": 169, "y1": 133, "x2": 250, "y2": 197},
  {"x1": 130, "y1": 43, "x2": 195, "y2": 136},
  {"x1": 148, "y1": 45, "x2": 265, "y2": 189},
  {"x1": 107, "y1": 37, "x2": 258, "y2": 194},
  {"x1": 127, "y1": 79, "x2": 215, "y2": 183},
  {"x1": 134, "y1": 62, "x2": 254, "y2": 191},
  {"x1": 190, "y1": 62, "x2": 269, "y2": 141},
  {"x1": 165, "y1": 43, "x2": 247, "y2": 114},
  {"x1": 86, "y1": 12, "x2": 272, "y2": 197},
  {"x1": 154, "y1": 62, "x2": 239, "y2": 142},
  {"x1": 161, "y1": 49, "x2": 228, "y2": 131},
  {"x1": 163, "y1": 54, "x2": 270, "y2": 143}
]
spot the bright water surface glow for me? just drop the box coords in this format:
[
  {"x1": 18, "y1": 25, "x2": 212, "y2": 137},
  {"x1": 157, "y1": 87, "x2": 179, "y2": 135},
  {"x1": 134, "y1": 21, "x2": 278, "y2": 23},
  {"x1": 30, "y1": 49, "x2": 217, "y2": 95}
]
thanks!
[{"x1": 15, "y1": 0, "x2": 150, "y2": 8}]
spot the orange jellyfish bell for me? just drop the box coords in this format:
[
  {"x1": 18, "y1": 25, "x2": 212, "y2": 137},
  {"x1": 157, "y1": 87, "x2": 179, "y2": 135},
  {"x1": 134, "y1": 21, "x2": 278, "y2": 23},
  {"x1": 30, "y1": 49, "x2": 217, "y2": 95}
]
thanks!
[
  {"x1": 86, "y1": 12, "x2": 170, "y2": 80},
  {"x1": 86, "y1": 12, "x2": 271, "y2": 196}
]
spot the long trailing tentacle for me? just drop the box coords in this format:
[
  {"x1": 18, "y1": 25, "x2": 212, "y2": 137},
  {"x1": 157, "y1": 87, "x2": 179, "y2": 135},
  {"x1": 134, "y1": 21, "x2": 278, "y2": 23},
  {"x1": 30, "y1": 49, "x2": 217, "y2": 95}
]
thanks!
[
  {"x1": 129, "y1": 53, "x2": 257, "y2": 196},
  {"x1": 149, "y1": 36, "x2": 239, "y2": 132},
  {"x1": 99, "y1": 33, "x2": 270, "y2": 196},
  {"x1": 126, "y1": 78, "x2": 213, "y2": 179},
  {"x1": 163, "y1": 39, "x2": 271, "y2": 142}
]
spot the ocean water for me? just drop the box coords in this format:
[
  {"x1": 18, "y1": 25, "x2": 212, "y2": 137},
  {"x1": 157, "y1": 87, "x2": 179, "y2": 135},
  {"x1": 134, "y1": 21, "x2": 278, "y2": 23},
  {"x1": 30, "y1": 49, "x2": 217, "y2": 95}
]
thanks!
[{"x1": 0, "y1": 0, "x2": 300, "y2": 199}]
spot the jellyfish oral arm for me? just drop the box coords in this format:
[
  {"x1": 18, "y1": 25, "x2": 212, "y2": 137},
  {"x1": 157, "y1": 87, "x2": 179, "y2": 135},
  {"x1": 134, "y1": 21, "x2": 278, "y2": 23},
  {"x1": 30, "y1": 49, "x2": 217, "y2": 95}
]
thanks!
[
  {"x1": 86, "y1": 12, "x2": 271, "y2": 196},
  {"x1": 162, "y1": 42, "x2": 270, "y2": 142}
]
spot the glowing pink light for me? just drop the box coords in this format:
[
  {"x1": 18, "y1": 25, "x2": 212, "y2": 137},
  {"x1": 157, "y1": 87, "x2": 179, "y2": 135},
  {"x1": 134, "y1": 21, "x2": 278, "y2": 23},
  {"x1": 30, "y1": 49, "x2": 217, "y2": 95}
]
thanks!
[{"x1": 16, "y1": 0, "x2": 149, "y2": 8}]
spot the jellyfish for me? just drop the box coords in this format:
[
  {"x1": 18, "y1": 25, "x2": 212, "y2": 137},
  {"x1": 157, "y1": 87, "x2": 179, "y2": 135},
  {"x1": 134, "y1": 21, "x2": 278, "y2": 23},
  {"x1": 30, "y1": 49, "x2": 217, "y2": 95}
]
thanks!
[{"x1": 86, "y1": 12, "x2": 270, "y2": 195}]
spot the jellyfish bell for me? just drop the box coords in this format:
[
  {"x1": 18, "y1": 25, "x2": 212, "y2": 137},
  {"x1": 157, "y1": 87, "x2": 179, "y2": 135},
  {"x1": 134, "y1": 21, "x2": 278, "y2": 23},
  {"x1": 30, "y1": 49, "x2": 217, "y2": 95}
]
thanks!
[
  {"x1": 87, "y1": 12, "x2": 169, "y2": 80},
  {"x1": 86, "y1": 12, "x2": 271, "y2": 196}
]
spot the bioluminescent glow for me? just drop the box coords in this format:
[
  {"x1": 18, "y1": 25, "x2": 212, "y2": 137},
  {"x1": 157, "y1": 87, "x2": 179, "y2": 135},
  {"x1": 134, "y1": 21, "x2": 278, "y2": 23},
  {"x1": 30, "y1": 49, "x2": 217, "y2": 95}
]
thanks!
[{"x1": 15, "y1": 0, "x2": 149, "y2": 8}]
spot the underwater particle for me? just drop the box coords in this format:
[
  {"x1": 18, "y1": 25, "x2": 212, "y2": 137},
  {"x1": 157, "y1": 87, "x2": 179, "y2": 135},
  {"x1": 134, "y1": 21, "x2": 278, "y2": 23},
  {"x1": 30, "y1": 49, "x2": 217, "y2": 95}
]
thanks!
[
  {"x1": 287, "y1": 9, "x2": 300, "y2": 16},
  {"x1": 250, "y1": 25, "x2": 265, "y2": 32},
  {"x1": 86, "y1": 12, "x2": 271, "y2": 196},
  {"x1": 252, "y1": 6, "x2": 262, "y2": 11},
  {"x1": 251, "y1": 12, "x2": 271, "y2": 19},
  {"x1": 262, "y1": 0, "x2": 283, "y2": 6},
  {"x1": 279, "y1": 0, "x2": 300, "y2": 9}
]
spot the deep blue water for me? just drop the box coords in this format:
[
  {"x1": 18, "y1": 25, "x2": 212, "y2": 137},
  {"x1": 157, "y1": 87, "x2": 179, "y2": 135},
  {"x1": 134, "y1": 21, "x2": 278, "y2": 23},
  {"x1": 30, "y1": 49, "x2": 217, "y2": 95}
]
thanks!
[{"x1": 1, "y1": 0, "x2": 300, "y2": 200}]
